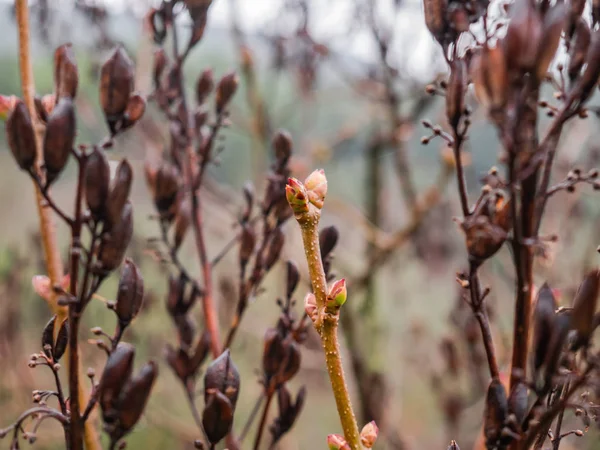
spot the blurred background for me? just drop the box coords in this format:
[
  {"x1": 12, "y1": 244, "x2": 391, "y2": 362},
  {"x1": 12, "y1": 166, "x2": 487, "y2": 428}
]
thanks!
[{"x1": 0, "y1": 0, "x2": 599, "y2": 449}]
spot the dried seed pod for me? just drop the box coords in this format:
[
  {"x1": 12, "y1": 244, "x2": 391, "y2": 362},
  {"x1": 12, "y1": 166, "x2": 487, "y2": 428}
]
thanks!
[
  {"x1": 106, "y1": 159, "x2": 133, "y2": 228},
  {"x1": 53, "y1": 319, "x2": 69, "y2": 361},
  {"x1": 202, "y1": 389, "x2": 234, "y2": 445},
  {"x1": 54, "y1": 43, "x2": 79, "y2": 99},
  {"x1": 122, "y1": 93, "x2": 146, "y2": 128},
  {"x1": 568, "y1": 19, "x2": 591, "y2": 83},
  {"x1": 165, "y1": 345, "x2": 193, "y2": 381},
  {"x1": 264, "y1": 227, "x2": 285, "y2": 271},
  {"x1": 542, "y1": 312, "x2": 571, "y2": 391},
  {"x1": 446, "y1": 58, "x2": 467, "y2": 129},
  {"x1": 153, "y1": 163, "x2": 181, "y2": 221},
  {"x1": 535, "y1": 3, "x2": 567, "y2": 80},
  {"x1": 41, "y1": 315, "x2": 57, "y2": 359},
  {"x1": 424, "y1": 0, "x2": 449, "y2": 47},
  {"x1": 484, "y1": 378, "x2": 508, "y2": 448},
  {"x1": 532, "y1": 283, "x2": 557, "y2": 373},
  {"x1": 239, "y1": 224, "x2": 256, "y2": 269},
  {"x1": 100, "y1": 46, "x2": 134, "y2": 133},
  {"x1": 196, "y1": 69, "x2": 214, "y2": 105},
  {"x1": 319, "y1": 225, "x2": 339, "y2": 260},
  {"x1": 278, "y1": 339, "x2": 301, "y2": 384},
  {"x1": 99, "y1": 201, "x2": 134, "y2": 273},
  {"x1": 507, "y1": 382, "x2": 528, "y2": 428},
  {"x1": 115, "y1": 258, "x2": 144, "y2": 326},
  {"x1": 204, "y1": 349, "x2": 240, "y2": 408},
  {"x1": 286, "y1": 260, "x2": 300, "y2": 298},
  {"x1": 85, "y1": 147, "x2": 110, "y2": 221},
  {"x1": 263, "y1": 328, "x2": 285, "y2": 382},
  {"x1": 504, "y1": 0, "x2": 543, "y2": 73},
  {"x1": 152, "y1": 48, "x2": 168, "y2": 88},
  {"x1": 272, "y1": 130, "x2": 292, "y2": 166},
  {"x1": 115, "y1": 361, "x2": 158, "y2": 435},
  {"x1": 99, "y1": 343, "x2": 135, "y2": 422},
  {"x1": 189, "y1": 329, "x2": 212, "y2": 374},
  {"x1": 573, "y1": 29, "x2": 600, "y2": 103},
  {"x1": 571, "y1": 269, "x2": 600, "y2": 348},
  {"x1": 43, "y1": 98, "x2": 76, "y2": 185},
  {"x1": 215, "y1": 72, "x2": 238, "y2": 114},
  {"x1": 472, "y1": 45, "x2": 508, "y2": 113},
  {"x1": 34, "y1": 95, "x2": 49, "y2": 123},
  {"x1": 271, "y1": 385, "x2": 306, "y2": 445},
  {"x1": 173, "y1": 202, "x2": 191, "y2": 251}
]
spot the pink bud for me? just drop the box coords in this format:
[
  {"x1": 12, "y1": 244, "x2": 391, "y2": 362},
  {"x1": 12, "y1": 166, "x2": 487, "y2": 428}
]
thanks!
[
  {"x1": 360, "y1": 421, "x2": 379, "y2": 448},
  {"x1": 286, "y1": 177, "x2": 309, "y2": 215},
  {"x1": 304, "y1": 292, "x2": 318, "y2": 322},
  {"x1": 304, "y1": 169, "x2": 327, "y2": 209},
  {"x1": 327, "y1": 278, "x2": 347, "y2": 308},
  {"x1": 327, "y1": 434, "x2": 350, "y2": 450}
]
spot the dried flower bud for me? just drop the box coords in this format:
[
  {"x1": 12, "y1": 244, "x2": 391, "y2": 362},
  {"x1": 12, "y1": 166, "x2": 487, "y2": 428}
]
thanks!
[
  {"x1": 568, "y1": 18, "x2": 591, "y2": 83},
  {"x1": 85, "y1": 147, "x2": 110, "y2": 221},
  {"x1": 99, "y1": 201, "x2": 134, "y2": 273},
  {"x1": 202, "y1": 389, "x2": 234, "y2": 445},
  {"x1": 304, "y1": 169, "x2": 327, "y2": 209},
  {"x1": 215, "y1": 72, "x2": 238, "y2": 114},
  {"x1": 43, "y1": 98, "x2": 76, "y2": 185},
  {"x1": 153, "y1": 163, "x2": 181, "y2": 221},
  {"x1": 100, "y1": 46, "x2": 134, "y2": 134},
  {"x1": 99, "y1": 343, "x2": 135, "y2": 423},
  {"x1": 360, "y1": 421, "x2": 379, "y2": 448},
  {"x1": 484, "y1": 378, "x2": 508, "y2": 448},
  {"x1": 204, "y1": 349, "x2": 240, "y2": 408},
  {"x1": 571, "y1": 269, "x2": 599, "y2": 348},
  {"x1": 424, "y1": 0, "x2": 449, "y2": 47},
  {"x1": 327, "y1": 434, "x2": 350, "y2": 450},
  {"x1": 115, "y1": 361, "x2": 158, "y2": 437},
  {"x1": 115, "y1": 258, "x2": 144, "y2": 326},
  {"x1": 6, "y1": 100, "x2": 36, "y2": 171},
  {"x1": 286, "y1": 260, "x2": 300, "y2": 298},
  {"x1": 286, "y1": 177, "x2": 310, "y2": 216},
  {"x1": 446, "y1": 59, "x2": 467, "y2": 128},
  {"x1": 239, "y1": 224, "x2": 256, "y2": 269},
  {"x1": 106, "y1": 159, "x2": 133, "y2": 228},
  {"x1": 327, "y1": 278, "x2": 347, "y2": 309},
  {"x1": 54, "y1": 43, "x2": 79, "y2": 99},
  {"x1": 152, "y1": 48, "x2": 168, "y2": 88},
  {"x1": 264, "y1": 227, "x2": 284, "y2": 271},
  {"x1": 504, "y1": 0, "x2": 543, "y2": 73},
  {"x1": 272, "y1": 130, "x2": 292, "y2": 166},
  {"x1": 196, "y1": 69, "x2": 214, "y2": 105}
]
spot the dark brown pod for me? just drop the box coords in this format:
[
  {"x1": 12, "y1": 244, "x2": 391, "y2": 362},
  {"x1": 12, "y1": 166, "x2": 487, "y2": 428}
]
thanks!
[
  {"x1": 504, "y1": 0, "x2": 543, "y2": 73},
  {"x1": 571, "y1": 269, "x2": 600, "y2": 348},
  {"x1": 115, "y1": 258, "x2": 144, "y2": 326},
  {"x1": 99, "y1": 343, "x2": 135, "y2": 422},
  {"x1": 189, "y1": 329, "x2": 212, "y2": 374},
  {"x1": 153, "y1": 163, "x2": 181, "y2": 221},
  {"x1": 239, "y1": 224, "x2": 256, "y2": 269},
  {"x1": 173, "y1": 202, "x2": 191, "y2": 252},
  {"x1": 34, "y1": 95, "x2": 49, "y2": 123},
  {"x1": 574, "y1": 29, "x2": 600, "y2": 103},
  {"x1": 43, "y1": 98, "x2": 76, "y2": 185},
  {"x1": 100, "y1": 46, "x2": 134, "y2": 133},
  {"x1": 263, "y1": 328, "x2": 285, "y2": 381},
  {"x1": 472, "y1": 45, "x2": 508, "y2": 113},
  {"x1": 122, "y1": 94, "x2": 146, "y2": 129},
  {"x1": 204, "y1": 349, "x2": 240, "y2": 408},
  {"x1": 202, "y1": 390, "x2": 234, "y2": 445},
  {"x1": 54, "y1": 43, "x2": 79, "y2": 99},
  {"x1": 507, "y1": 382, "x2": 528, "y2": 428},
  {"x1": 215, "y1": 72, "x2": 238, "y2": 114},
  {"x1": 319, "y1": 225, "x2": 339, "y2": 260},
  {"x1": 264, "y1": 226, "x2": 284, "y2": 271},
  {"x1": 165, "y1": 345, "x2": 193, "y2": 381},
  {"x1": 196, "y1": 69, "x2": 214, "y2": 105},
  {"x1": 542, "y1": 312, "x2": 571, "y2": 391},
  {"x1": 286, "y1": 260, "x2": 300, "y2": 298},
  {"x1": 6, "y1": 100, "x2": 37, "y2": 172},
  {"x1": 483, "y1": 377, "x2": 508, "y2": 448},
  {"x1": 99, "y1": 201, "x2": 134, "y2": 273},
  {"x1": 568, "y1": 18, "x2": 591, "y2": 83},
  {"x1": 41, "y1": 315, "x2": 57, "y2": 358},
  {"x1": 278, "y1": 339, "x2": 301, "y2": 385},
  {"x1": 271, "y1": 385, "x2": 306, "y2": 444},
  {"x1": 107, "y1": 159, "x2": 133, "y2": 228},
  {"x1": 534, "y1": 3, "x2": 567, "y2": 80},
  {"x1": 424, "y1": 0, "x2": 449, "y2": 46},
  {"x1": 53, "y1": 319, "x2": 69, "y2": 361},
  {"x1": 272, "y1": 130, "x2": 292, "y2": 166},
  {"x1": 116, "y1": 361, "x2": 158, "y2": 434},
  {"x1": 446, "y1": 58, "x2": 467, "y2": 129},
  {"x1": 85, "y1": 147, "x2": 110, "y2": 221},
  {"x1": 532, "y1": 283, "x2": 557, "y2": 373}
]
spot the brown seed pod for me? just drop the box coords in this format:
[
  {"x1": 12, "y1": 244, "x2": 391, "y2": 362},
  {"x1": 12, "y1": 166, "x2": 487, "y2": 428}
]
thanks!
[
  {"x1": 100, "y1": 46, "x2": 134, "y2": 133},
  {"x1": 54, "y1": 43, "x2": 79, "y2": 99},
  {"x1": 542, "y1": 312, "x2": 571, "y2": 391},
  {"x1": 99, "y1": 201, "x2": 134, "y2": 273},
  {"x1": 115, "y1": 361, "x2": 158, "y2": 436},
  {"x1": 215, "y1": 72, "x2": 238, "y2": 114},
  {"x1": 239, "y1": 224, "x2": 256, "y2": 270},
  {"x1": 271, "y1": 385, "x2": 306, "y2": 445},
  {"x1": 472, "y1": 45, "x2": 508, "y2": 113},
  {"x1": 535, "y1": 3, "x2": 567, "y2": 81},
  {"x1": 53, "y1": 319, "x2": 69, "y2": 361},
  {"x1": 115, "y1": 258, "x2": 144, "y2": 326},
  {"x1": 204, "y1": 349, "x2": 240, "y2": 408},
  {"x1": 532, "y1": 283, "x2": 557, "y2": 373},
  {"x1": 424, "y1": 0, "x2": 449, "y2": 47},
  {"x1": 196, "y1": 69, "x2": 214, "y2": 105},
  {"x1": 568, "y1": 18, "x2": 591, "y2": 83},
  {"x1": 446, "y1": 58, "x2": 467, "y2": 129},
  {"x1": 99, "y1": 343, "x2": 135, "y2": 423},
  {"x1": 504, "y1": 0, "x2": 543, "y2": 73},
  {"x1": 574, "y1": 29, "x2": 600, "y2": 103},
  {"x1": 319, "y1": 225, "x2": 339, "y2": 260},
  {"x1": 122, "y1": 94, "x2": 146, "y2": 129},
  {"x1": 41, "y1": 315, "x2": 57, "y2": 359},
  {"x1": 263, "y1": 328, "x2": 285, "y2": 382},
  {"x1": 264, "y1": 227, "x2": 284, "y2": 271},
  {"x1": 85, "y1": 147, "x2": 110, "y2": 221},
  {"x1": 43, "y1": 98, "x2": 76, "y2": 185},
  {"x1": 571, "y1": 269, "x2": 600, "y2": 348},
  {"x1": 507, "y1": 382, "x2": 528, "y2": 428},
  {"x1": 278, "y1": 338, "x2": 301, "y2": 385},
  {"x1": 106, "y1": 159, "x2": 133, "y2": 228},
  {"x1": 286, "y1": 260, "x2": 300, "y2": 298},
  {"x1": 272, "y1": 129, "x2": 292, "y2": 166},
  {"x1": 484, "y1": 378, "x2": 508, "y2": 448},
  {"x1": 202, "y1": 389, "x2": 234, "y2": 445},
  {"x1": 153, "y1": 163, "x2": 181, "y2": 221}
]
